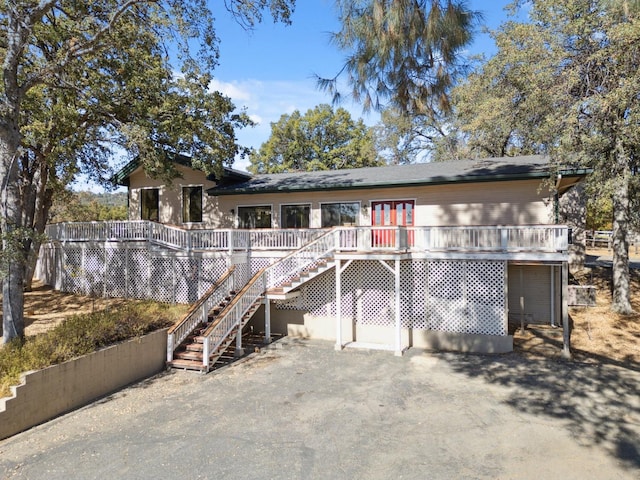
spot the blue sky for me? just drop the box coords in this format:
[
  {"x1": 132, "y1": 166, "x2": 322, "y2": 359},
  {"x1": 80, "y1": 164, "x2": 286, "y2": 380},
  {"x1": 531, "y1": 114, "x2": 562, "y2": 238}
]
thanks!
[{"x1": 207, "y1": 0, "x2": 521, "y2": 171}]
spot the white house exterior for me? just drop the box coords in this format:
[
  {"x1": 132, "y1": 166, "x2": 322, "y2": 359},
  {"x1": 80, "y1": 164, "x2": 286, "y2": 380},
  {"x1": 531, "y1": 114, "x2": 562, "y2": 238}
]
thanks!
[{"x1": 38, "y1": 155, "x2": 588, "y2": 368}]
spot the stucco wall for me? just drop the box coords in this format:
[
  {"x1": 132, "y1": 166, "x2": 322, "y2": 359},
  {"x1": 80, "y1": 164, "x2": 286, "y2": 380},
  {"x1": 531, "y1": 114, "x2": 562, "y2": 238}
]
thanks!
[
  {"x1": 127, "y1": 162, "x2": 554, "y2": 228},
  {"x1": 128, "y1": 164, "x2": 227, "y2": 227},
  {"x1": 212, "y1": 179, "x2": 553, "y2": 228},
  {"x1": 0, "y1": 329, "x2": 168, "y2": 440}
]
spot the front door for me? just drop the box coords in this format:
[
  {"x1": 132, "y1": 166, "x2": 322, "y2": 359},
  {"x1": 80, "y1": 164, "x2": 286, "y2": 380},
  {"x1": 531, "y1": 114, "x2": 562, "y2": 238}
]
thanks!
[{"x1": 371, "y1": 200, "x2": 415, "y2": 247}]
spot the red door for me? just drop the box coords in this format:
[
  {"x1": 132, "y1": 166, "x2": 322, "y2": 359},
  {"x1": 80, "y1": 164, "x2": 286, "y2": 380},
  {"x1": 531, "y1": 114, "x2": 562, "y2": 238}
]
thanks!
[{"x1": 371, "y1": 200, "x2": 415, "y2": 247}]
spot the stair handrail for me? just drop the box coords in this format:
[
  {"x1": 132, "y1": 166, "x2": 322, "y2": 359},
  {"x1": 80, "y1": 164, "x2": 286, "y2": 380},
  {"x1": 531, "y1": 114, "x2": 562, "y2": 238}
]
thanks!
[
  {"x1": 166, "y1": 267, "x2": 236, "y2": 363},
  {"x1": 200, "y1": 267, "x2": 268, "y2": 370},
  {"x1": 263, "y1": 228, "x2": 338, "y2": 289}
]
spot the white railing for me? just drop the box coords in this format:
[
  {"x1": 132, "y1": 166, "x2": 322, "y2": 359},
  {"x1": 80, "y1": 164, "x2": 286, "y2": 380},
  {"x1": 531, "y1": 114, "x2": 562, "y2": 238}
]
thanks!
[
  {"x1": 166, "y1": 268, "x2": 236, "y2": 363},
  {"x1": 45, "y1": 221, "x2": 324, "y2": 252},
  {"x1": 201, "y1": 268, "x2": 267, "y2": 370},
  {"x1": 45, "y1": 221, "x2": 568, "y2": 254},
  {"x1": 264, "y1": 229, "x2": 338, "y2": 288},
  {"x1": 335, "y1": 225, "x2": 568, "y2": 253}
]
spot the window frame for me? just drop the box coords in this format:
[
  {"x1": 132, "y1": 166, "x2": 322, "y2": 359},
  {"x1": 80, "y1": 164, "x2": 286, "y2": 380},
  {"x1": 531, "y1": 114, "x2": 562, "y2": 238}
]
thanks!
[
  {"x1": 280, "y1": 203, "x2": 311, "y2": 229},
  {"x1": 181, "y1": 185, "x2": 203, "y2": 224},
  {"x1": 237, "y1": 204, "x2": 273, "y2": 229},
  {"x1": 319, "y1": 201, "x2": 361, "y2": 228},
  {"x1": 140, "y1": 188, "x2": 160, "y2": 222}
]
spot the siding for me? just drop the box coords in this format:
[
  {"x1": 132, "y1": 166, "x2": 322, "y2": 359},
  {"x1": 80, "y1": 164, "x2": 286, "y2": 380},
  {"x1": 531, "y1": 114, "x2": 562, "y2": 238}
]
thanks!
[
  {"x1": 507, "y1": 264, "x2": 561, "y2": 325},
  {"x1": 127, "y1": 164, "x2": 554, "y2": 228}
]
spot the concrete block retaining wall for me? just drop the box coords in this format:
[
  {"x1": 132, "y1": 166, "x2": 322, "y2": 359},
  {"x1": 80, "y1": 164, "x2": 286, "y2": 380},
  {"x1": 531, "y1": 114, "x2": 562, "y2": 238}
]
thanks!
[{"x1": 0, "y1": 329, "x2": 168, "y2": 440}]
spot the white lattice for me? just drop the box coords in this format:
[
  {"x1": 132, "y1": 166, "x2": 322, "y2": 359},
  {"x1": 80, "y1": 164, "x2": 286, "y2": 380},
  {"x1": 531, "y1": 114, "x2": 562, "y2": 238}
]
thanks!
[
  {"x1": 251, "y1": 257, "x2": 273, "y2": 276},
  {"x1": 84, "y1": 248, "x2": 105, "y2": 296},
  {"x1": 151, "y1": 258, "x2": 176, "y2": 303},
  {"x1": 104, "y1": 249, "x2": 127, "y2": 297},
  {"x1": 465, "y1": 261, "x2": 506, "y2": 335},
  {"x1": 401, "y1": 260, "x2": 427, "y2": 328},
  {"x1": 200, "y1": 258, "x2": 230, "y2": 296},
  {"x1": 62, "y1": 248, "x2": 85, "y2": 294},
  {"x1": 127, "y1": 249, "x2": 150, "y2": 299},
  {"x1": 172, "y1": 258, "x2": 199, "y2": 303},
  {"x1": 427, "y1": 260, "x2": 506, "y2": 335},
  {"x1": 275, "y1": 269, "x2": 335, "y2": 316}
]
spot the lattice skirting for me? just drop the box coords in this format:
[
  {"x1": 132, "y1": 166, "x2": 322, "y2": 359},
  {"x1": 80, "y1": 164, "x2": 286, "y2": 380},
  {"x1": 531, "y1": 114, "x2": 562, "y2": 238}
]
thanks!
[
  {"x1": 275, "y1": 259, "x2": 507, "y2": 336},
  {"x1": 36, "y1": 243, "x2": 238, "y2": 304}
]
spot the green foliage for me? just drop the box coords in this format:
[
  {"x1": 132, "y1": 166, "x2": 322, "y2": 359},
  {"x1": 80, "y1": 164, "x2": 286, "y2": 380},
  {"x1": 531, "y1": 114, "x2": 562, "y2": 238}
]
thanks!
[
  {"x1": 319, "y1": 1, "x2": 481, "y2": 116},
  {"x1": 49, "y1": 191, "x2": 128, "y2": 223},
  {"x1": 0, "y1": 301, "x2": 187, "y2": 398},
  {"x1": 249, "y1": 104, "x2": 382, "y2": 173},
  {"x1": 0, "y1": 0, "x2": 295, "y2": 341},
  {"x1": 452, "y1": 0, "x2": 640, "y2": 312}
]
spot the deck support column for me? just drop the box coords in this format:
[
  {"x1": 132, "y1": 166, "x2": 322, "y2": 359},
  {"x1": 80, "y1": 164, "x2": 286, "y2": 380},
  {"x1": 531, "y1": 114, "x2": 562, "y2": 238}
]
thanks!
[
  {"x1": 235, "y1": 324, "x2": 244, "y2": 357},
  {"x1": 264, "y1": 297, "x2": 271, "y2": 343},
  {"x1": 394, "y1": 259, "x2": 403, "y2": 356},
  {"x1": 561, "y1": 261, "x2": 571, "y2": 359},
  {"x1": 335, "y1": 258, "x2": 342, "y2": 350}
]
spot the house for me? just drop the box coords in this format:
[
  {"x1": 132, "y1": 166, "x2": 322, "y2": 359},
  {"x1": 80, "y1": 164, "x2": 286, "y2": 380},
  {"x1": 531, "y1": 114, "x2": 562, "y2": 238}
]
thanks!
[{"x1": 38, "y1": 155, "x2": 588, "y2": 370}]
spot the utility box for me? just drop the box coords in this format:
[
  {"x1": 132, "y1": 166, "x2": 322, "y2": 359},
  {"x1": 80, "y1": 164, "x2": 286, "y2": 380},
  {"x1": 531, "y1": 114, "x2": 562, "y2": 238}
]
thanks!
[{"x1": 568, "y1": 285, "x2": 596, "y2": 307}]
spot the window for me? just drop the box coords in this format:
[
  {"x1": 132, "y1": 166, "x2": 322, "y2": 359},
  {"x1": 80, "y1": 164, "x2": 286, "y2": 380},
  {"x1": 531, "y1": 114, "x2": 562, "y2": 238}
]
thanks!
[
  {"x1": 238, "y1": 206, "x2": 272, "y2": 229},
  {"x1": 182, "y1": 186, "x2": 203, "y2": 223},
  {"x1": 140, "y1": 188, "x2": 159, "y2": 221},
  {"x1": 281, "y1": 204, "x2": 310, "y2": 228},
  {"x1": 321, "y1": 202, "x2": 359, "y2": 227}
]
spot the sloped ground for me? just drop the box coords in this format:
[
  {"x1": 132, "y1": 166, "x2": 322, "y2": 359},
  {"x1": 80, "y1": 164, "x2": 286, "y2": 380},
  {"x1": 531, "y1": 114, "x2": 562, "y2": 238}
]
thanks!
[{"x1": 512, "y1": 250, "x2": 640, "y2": 368}]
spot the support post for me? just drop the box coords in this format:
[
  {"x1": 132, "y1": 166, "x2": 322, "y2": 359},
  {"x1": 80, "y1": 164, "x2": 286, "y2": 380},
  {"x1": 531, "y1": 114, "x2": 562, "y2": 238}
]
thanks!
[
  {"x1": 335, "y1": 258, "x2": 342, "y2": 350},
  {"x1": 264, "y1": 297, "x2": 271, "y2": 344},
  {"x1": 519, "y1": 266, "x2": 525, "y2": 335},
  {"x1": 550, "y1": 265, "x2": 556, "y2": 327},
  {"x1": 394, "y1": 259, "x2": 403, "y2": 356},
  {"x1": 235, "y1": 323, "x2": 244, "y2": 357},
  {"x1": 561, "y1": 261, "x2": 571, "y2": 359}
]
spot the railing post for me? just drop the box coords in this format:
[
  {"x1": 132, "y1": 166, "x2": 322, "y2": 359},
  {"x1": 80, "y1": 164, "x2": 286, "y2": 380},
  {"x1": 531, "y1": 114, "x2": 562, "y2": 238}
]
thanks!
[
  {"x1": 228, "y1": 230, "x2": 234, "y2": 254},
  {"x1": 167, "y1": 333, "x2": 174, "y2": 363},
  {"x1": 500, "y1": 228, "x2": 509, "y2": 252}
]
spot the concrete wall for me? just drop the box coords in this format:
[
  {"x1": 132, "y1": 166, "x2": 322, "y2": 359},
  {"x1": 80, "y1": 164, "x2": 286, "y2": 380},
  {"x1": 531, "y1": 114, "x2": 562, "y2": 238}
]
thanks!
[
  {"x1": 0, "y1": 329, "x2": 168, "y2": 441},
  {"x1": 249, "y1": 304, "x2": 513, "y2": 354}
]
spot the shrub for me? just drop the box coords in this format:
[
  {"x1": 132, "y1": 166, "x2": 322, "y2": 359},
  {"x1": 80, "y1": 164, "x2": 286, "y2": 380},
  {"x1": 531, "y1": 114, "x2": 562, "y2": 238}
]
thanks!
[{"x1": 0, "y1": 301, "x2": 187, "y2": 398}]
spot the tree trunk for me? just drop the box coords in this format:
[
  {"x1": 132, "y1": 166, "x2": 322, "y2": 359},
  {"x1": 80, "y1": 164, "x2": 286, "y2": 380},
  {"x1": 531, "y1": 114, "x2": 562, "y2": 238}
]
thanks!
[
  {"x1": 1, "y1": 123, "x2": 26, "y2": 342},
  {"x1": 611, "y1": 143, "x2": 633, "y2": 314}
]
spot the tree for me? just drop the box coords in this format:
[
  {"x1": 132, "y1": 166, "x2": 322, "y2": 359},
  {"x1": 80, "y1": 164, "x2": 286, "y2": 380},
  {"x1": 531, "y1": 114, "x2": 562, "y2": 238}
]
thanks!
[
  {"x1": 0, "y1": 0, "x2": 295, "y2": 343},
  {"x1": 452, "y1": 0, "x2": 640, "y2": 313},
  {"x1": 248, "y1": 104, "x2": 381, "y2": 173},
  {"x1": 318, "y1": 1, "x2": 480, "y2": 116}
]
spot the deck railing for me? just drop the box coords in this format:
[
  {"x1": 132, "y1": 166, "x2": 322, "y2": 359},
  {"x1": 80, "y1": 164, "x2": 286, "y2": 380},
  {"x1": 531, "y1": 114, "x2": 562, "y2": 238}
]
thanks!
[
  {"x1": 200, "y1": 268, "x2": 267, "y2": 370},
  {"x1": 336, "y1": 225, "x2": 568, "y2": 253},
  {"x1": 45, "y1": 221, "x2": 568, "y2": 254}
]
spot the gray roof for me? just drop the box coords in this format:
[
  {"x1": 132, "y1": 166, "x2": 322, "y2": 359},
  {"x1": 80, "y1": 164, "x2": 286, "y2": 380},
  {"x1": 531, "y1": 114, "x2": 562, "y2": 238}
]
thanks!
[{"x1": 206, "y1": 155, "x2": 588, "y2": 196}]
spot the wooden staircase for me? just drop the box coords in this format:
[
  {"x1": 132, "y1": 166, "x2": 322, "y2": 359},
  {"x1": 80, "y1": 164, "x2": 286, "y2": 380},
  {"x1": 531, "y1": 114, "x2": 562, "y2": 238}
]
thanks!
[
  {"x1": 168, "y1": 293, "x2": 263, "y2": 372},
  {"x1": 266, "y1": 257, "x2": 335, "y2": 297}
]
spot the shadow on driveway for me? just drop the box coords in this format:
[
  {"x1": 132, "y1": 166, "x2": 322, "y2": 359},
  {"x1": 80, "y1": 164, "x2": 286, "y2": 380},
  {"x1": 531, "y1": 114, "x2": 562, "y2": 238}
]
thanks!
[{"x1": 445, "y1": 351, "x2": 640, "y2": 470}]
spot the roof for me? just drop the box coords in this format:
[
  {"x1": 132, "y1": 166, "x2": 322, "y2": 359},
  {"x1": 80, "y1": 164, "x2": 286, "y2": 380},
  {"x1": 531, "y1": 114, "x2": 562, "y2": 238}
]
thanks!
[
  {"x1": 111, "y1": 154, "x2": 251, "y2": 187},
  {"x1": 205, "y1": 155, "x2": 590, "y2": 196}
]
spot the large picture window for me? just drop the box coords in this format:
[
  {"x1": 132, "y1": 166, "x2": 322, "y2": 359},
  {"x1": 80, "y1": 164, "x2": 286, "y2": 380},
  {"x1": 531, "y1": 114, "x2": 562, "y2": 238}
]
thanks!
[
  {"x1": 182, "y1": 186, "x2": 203, "y2": 223},
  {"x1": 238, "y1": 206, "x2": 272, "y2": 229},
  {"x1": 281, "y1": 204, "x2": 310, "y2": 228},
  {"x1": 321, "y1": 202, "x2": 359, "y2": 227},
  {"x1": 140, "y1": 188, "x2": 159, "y2": 222}
]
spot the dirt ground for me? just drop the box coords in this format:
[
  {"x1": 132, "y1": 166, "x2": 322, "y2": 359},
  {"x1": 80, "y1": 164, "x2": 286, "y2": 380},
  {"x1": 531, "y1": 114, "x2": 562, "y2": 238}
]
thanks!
[
  {"x1": 2, "y1": 250, "x2": 639, "y2": 367},
  {"x1": 0, "y1": 283, "x2": 132, "y2": 345},
  {"x1": 512, "y1": 247, "x2": 640, "y2": 367}
]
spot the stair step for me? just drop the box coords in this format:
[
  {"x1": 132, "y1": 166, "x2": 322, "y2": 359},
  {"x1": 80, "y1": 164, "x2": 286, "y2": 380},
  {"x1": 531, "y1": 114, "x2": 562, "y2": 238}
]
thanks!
[
  {"x1": 169, "y1": 358, "x2": 206, "y2": 371},
  {"x1": 185, "y1": 343, "x2": 204, "y2": 352},
  {"x1": 174, "y1": 350, "x2": 204, "y2": 361}
]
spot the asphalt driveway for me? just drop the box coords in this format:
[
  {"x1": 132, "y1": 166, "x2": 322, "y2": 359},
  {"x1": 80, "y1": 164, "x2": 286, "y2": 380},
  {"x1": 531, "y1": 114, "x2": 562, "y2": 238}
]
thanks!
[{"x1": 0, "y1": 338, "x2": 638, "y2": 479}]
